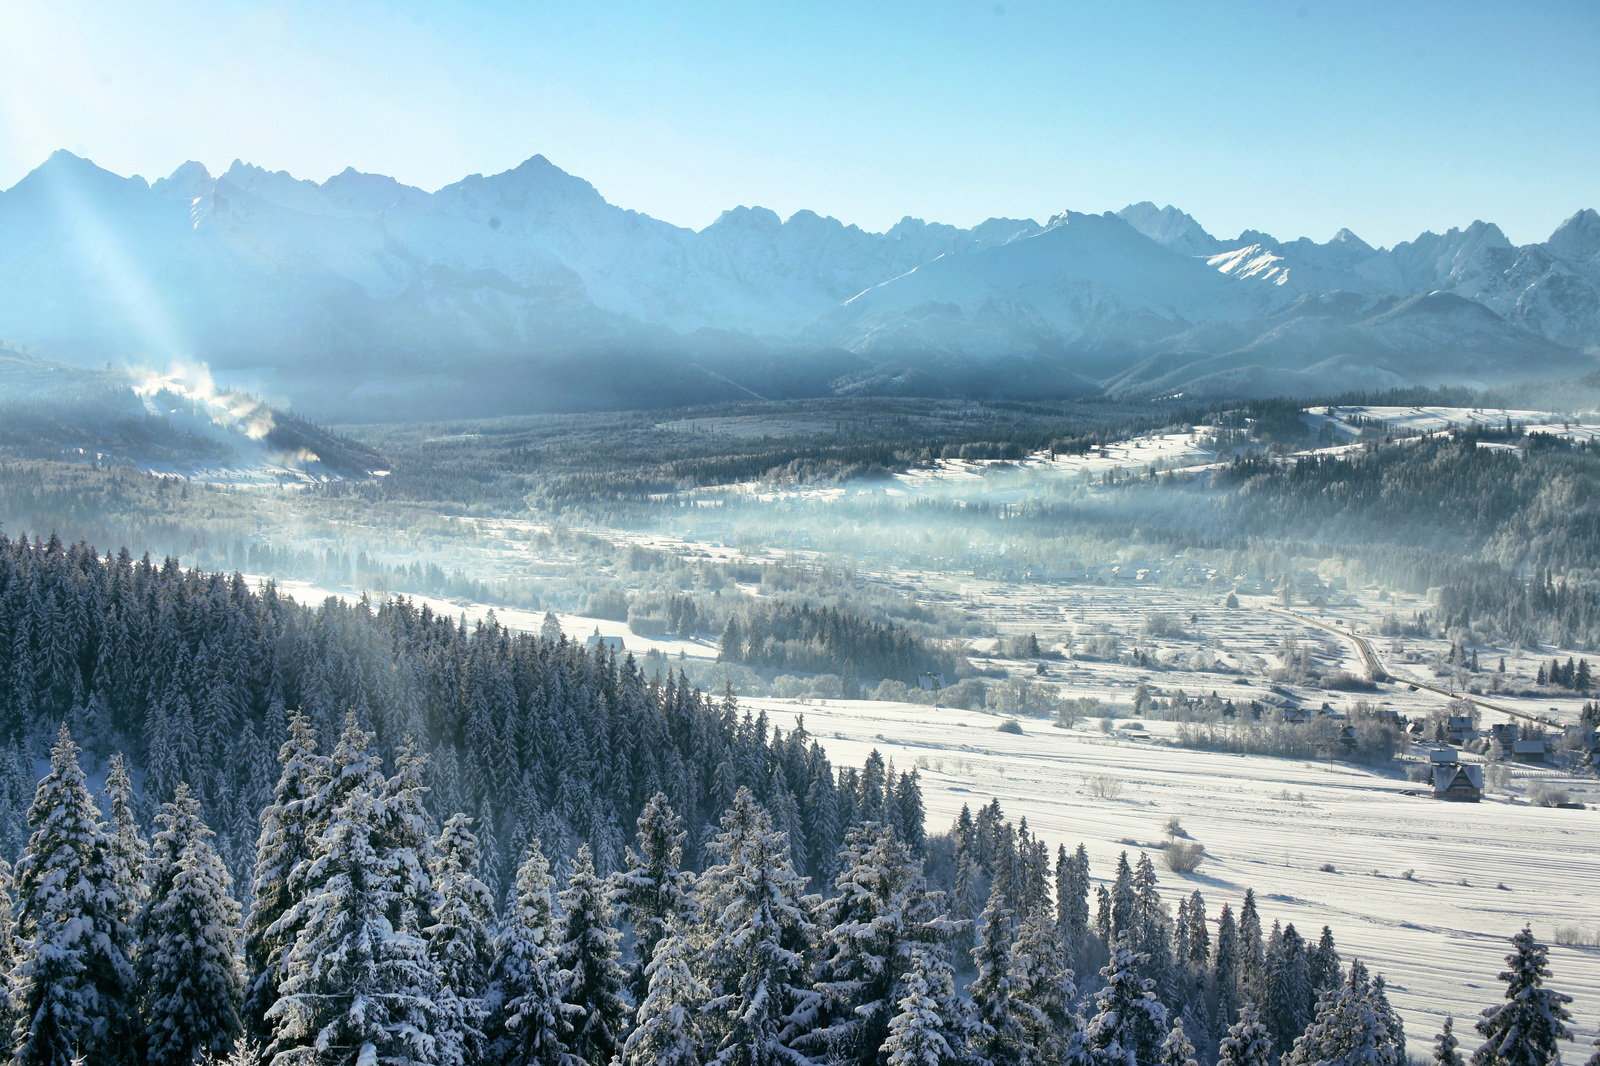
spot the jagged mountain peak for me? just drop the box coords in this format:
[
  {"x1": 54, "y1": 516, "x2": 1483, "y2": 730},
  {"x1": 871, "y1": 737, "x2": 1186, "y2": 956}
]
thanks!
[
  {"x1": 1117, "y1": 201, "x2": 1222, "y2": 256},
  {"x1": 1548, "y1": 208, "x2": 1600, "y2": 264}
]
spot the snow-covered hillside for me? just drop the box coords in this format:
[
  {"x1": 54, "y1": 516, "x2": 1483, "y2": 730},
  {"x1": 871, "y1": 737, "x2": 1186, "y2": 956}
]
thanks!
[{"x1": 0, "y1": 151, "x2": 1594, "y2": 416}]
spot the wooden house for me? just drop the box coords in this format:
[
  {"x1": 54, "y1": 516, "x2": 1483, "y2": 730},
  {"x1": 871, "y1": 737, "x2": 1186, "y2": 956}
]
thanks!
[
  {"x1": 1447, "y1": 715, "x2": 1475, "y2": 744},
  {"x1": 585, "y1": 633, "x2": 627, "y2": 652},
  {"x1": 1512, "y1": 737, "x2": 1549, "y2": 764},
  {"x1": 1432, "y1": 761, "x2": 1484, "y2": 801}
]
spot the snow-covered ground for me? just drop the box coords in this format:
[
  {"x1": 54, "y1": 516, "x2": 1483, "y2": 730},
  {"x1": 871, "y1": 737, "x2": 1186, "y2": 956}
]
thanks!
[{"x1": 752, "y1": 697, "x2": 1600, "y2": 1044}]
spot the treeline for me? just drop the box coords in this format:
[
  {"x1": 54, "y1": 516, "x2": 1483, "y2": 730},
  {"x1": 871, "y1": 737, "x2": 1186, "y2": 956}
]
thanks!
[
  {"x1": 15, "y1": 723, "x2": 1586, "y2": 1066},
  {"x1": 718, "y1": 600, "x2": 950, "y2": 684},
  {"x1": 0, "y1": 531, "x2": 877, "y2": 893}
]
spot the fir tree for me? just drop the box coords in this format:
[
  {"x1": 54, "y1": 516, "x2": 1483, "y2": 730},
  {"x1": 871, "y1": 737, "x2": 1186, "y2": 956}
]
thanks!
[
  {"x1": 102, "y1": 752, "x2": 147, "y2": 930},
  {"x1": 1473, "y1": 928, "x2": 1572, "y2": 1066},
  {"x1": 267, "y1": 780, "x2": 444, "y2": 1066},
  {"x1": 556, "y1": 845, "x2": 630, "y2": 1066},
  {"x1": 693, "y1": 788, "x2": 815, "y2": 1066},
  {"x1": 620, "y1": 922, "x2": 705, "y2": 1066},
  {"x1": 430, "y1": 813, "x2": 498, "y2": 999},
  {"x1": 241, "y1": 711, "x2": 329, "y2": 1050},
  {"x1": 1010, "y1": 906, "x2": 1078, "y2": 1066},
  {"x1": 970, "y1": 877, "x2": 1027, "y2": 1066},
  {"x1": 611, "y1": 792, "x2": 697, "y2": 1008},
  {"x1": 882, "y1": 946, "x2": 974, "y2": 1066},
  {"x1": 10, "y1": 725, "x2": 139, "y2": 1066},
  {"x1": 1216, "y1": 1005, "x2": 1273, "y2": 1066},
  {"x1": 1161, "y1": 1020, "x2": 1200, "y2": 1066},
  {"x1": 1085, "y1": 936, "x2": 1170, "y2": 1066},
  {"x1": 804, "y1": 821, "x2": 941, "y2": 1066},
  {"x1": 1434, "y1": 1018, "x2": 1461, "y2": 1066},
  {"x1": 485, "y1": 843, "x2": 575, "y2": 1066},
  {"x1": 136, "y1": 782, "x2": 244, "y2": 1066}
]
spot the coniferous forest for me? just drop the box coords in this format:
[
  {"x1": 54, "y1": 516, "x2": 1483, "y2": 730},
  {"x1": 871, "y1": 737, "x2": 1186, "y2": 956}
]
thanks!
[{"x1": 0, "y1": 532, "x2": 1588, "y2": 1066}]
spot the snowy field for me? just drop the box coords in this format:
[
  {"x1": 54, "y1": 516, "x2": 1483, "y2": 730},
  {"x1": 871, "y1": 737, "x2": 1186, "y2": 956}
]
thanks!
[{"x1": 752, "y1": 697, "x2": 1600, "y2": 1044}]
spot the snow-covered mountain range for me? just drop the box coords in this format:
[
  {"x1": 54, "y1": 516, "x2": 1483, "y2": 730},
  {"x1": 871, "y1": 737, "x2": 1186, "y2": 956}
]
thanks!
[{"x1": 0, "y1": 150, "x2": 1595, "y2": 416}]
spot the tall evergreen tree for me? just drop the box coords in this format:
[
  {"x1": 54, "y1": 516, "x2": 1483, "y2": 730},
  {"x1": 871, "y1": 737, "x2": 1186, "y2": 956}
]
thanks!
[
  {"x1": 693, "y1": 788, "x2": 815, "y2": 1066},
  {"x1": 555, "y1": 845, "x2": 630, "y2": 1066},
  {"x1": 1010, "y1": 906, "x2": 1079, "y2": 1066},
  {"x1": 1472, "y1": 928, "x2": 1572, "y2": 1066},
  {"x1": 1216, "y1": 1006, "x2": 1273, "y2": 1066},
  {"x1": 102, "y1": 753, "x2": 147, "y2": 930},
  {"x1": 241, "y1": 711, "x2": 329, "y2": 1050},
  {"x1": 611, "y1": 793, "x2": 697, "y2": 1008},
  {"x1": 620, "y1": 922, "x2": 705, "y2": 1066},
  {"x1": 1085, "y1": 936, "x2": 1170, "y2": 1066},
  {"x1": 136, "y1": 783, "x2": 244, "y2": 1066},
  {"x1": 484, "y1": 843, "x2": 575, "y2": 1066},
  {"x1": 803, "y1": 821, "x2": 941, "y2": 1066},
  {"x1": 970, "y1": 877, "x2": 1027, "y2": 1066},
  {"x1": 882, "y1": 946, "x2": 974, "y2": 1066},
  {"x1": 267, "y1": 779, "x2": 443, "y2": 1066},
  {"x1": 10, "y1": 725, "x2": 139, "y2": 1066},
  {"x1": 430, "y1": 813, "x2": 497, "y2": 999}
]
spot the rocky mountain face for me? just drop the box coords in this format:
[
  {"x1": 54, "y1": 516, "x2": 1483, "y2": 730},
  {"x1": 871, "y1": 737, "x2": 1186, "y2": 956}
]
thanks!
[{"x1": 0, "y1": 150, "x2": 1593, "y2": 416}]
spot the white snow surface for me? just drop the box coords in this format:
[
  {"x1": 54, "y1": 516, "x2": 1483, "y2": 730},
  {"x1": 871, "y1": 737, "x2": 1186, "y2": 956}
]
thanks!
[{"x1": 753, "y1": 698, "x2": 1600, "y2": 1045}]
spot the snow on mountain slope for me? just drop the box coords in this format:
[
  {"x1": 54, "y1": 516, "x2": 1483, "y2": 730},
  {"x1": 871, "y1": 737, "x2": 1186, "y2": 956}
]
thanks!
[{"x1": 0, "y1": 150, "x2": 1595, "y2": 416}]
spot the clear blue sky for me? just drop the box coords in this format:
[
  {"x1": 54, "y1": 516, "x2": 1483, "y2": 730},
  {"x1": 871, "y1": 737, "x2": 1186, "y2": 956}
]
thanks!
[{"x1": 1, "y1": 0, "x2": 1595, "y2": 247}]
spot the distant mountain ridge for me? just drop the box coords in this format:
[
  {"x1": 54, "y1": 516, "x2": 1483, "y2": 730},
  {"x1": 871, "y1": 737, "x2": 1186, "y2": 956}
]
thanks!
[{"x1": 0, "y1": 150, "x2": 1594, "y2": 417}]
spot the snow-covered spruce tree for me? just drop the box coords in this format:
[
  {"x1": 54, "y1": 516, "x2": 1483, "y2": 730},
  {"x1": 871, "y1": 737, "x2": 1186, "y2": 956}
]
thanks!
[
  {"x1": 484, "y1": 842, "x2": 575, "y2": 1066},
  {"x1": 10, "y1": 724, "x2": 138, "y2": 1066},
  {"x1": 1472, "y1": 927, "x2": 1573, "y2": 1066},
  {"x1": 1263, "y1": 923, "x2": 1312, "y2": 1054},
  {"x1": 0, "y1": 855, "x2": 16, "y2": 1009},
  {"x1": 693, "y1": 787, "x2": 816, "y2": 1066},
  {"x1": 267, "y1": 773, "x2": 444, "y2": 1066},
  {"x1": 103, "y1": 752, "x2": 148, "y2": 930},
  {"x1": 621, "y1": 920, "x2": 706, "y2": 1066},
  {"x1": 1085, "y1": 935, "x2": 1170, "y2": 1066},
  {"x1": 428, "y1": 811, "x2": 497, "y2": 1066},
  {"x1": 1216, "y1": 1005, "x2": 1273, "y2": 1066},
  {"x1": 241, "y1": 711, "x2": 330, "y2": 1050},
  {"x1": 1434, "y1": 1018, "x2": 1461, "y2": 1066},
  {"x1": 882, "y1": 945, "x2": 977, "y2": 1066},
  {"x1": 430, "y1": 813, "x2": 498, "y2": 998},
  {"x1": 969, "y1": 876, "x2": 1027, "y2": 1066},
  {"x1": 801, "y1": 821, "x2": 942, "y2": 1066},
  {"x1": 611, "y1": 792, "x2": 697, "y2": 1007},
  {"x1": 556, "y1": 844, "x2": 630, "y2": 1066},
  {"x1": 136, "y1": 782, "x2": 244, "y2": 1066},
  {"x1": 1009, "y1": 906, "x2": 1079, "y2": 1066},
  {"x1": 1161, "y1": 1019, "x2": 1200, "y2": 1066},
  {"x1": 1057, "y1": 843, "x2": 1092, "y2": 971}
]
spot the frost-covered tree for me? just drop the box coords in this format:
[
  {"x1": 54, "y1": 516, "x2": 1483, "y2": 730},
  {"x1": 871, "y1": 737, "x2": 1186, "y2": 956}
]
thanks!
[
  {"x1": 1161, "y1": 1020, "x2": 1200, "y2": 1066},
  {"x1": 1085, "y1": 936, "x2": 1170, "y2": 1066},
  {"x1": 102, "y1": 752, "x2": 147, "y2": 930},
  {"x1": 611, "y1": 792, "x2": 697, "y2": 1007},
  {"x1": 1472, "y1": 928, "x2": 1573, "y2": 1066},
  {"x1": 621, "y1": 922, "x2": 705, "y2": 1066},
  {"x1": 1216, "y1": 1005, "x2": 1273, "y2": 1066},
  {"x1": 882, "y1": 946, "x2": 975, "y2": 1066},
  {"x1": 556, "y1": 845, "x2": 630, "y2": 1066},
  {"x1": 241, "y1": 711, "x2": 329, "y2": 1049},
  {"x1": 803, "y1": 821, "x2": 941, "y2": 1066},
  {"x1": 136, "y1": 782, "x2": 244, "y2": 1066},
  {"x1": 267, "y1": 779, "x2": 444, "y2": 1066},
  {"x1": 484, "y1": 843, "x2": 575, "y2": 1066},
  {"x1": 1434, "y1": 1018, "x2": 1461, "y2": 1066},
  {"x1": 969, "y1": 878, "x2": 1027, "y2": 1066},
  {"x1": 693, "y1": 787, "x2": 815, "y2": 1066},
  {"x1": 10, "y1": 725, "x2": 139, "y2": 1066},
  {"x1": 1010, "y1": 907, "x2": 1078, "y2": 1066},
  {"x1": 1264, "y1": 923, "x2": 1312, "y2": 1054},
  {"x1": 430, "y1": 813, "x2": 497, "y2": 998}
]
